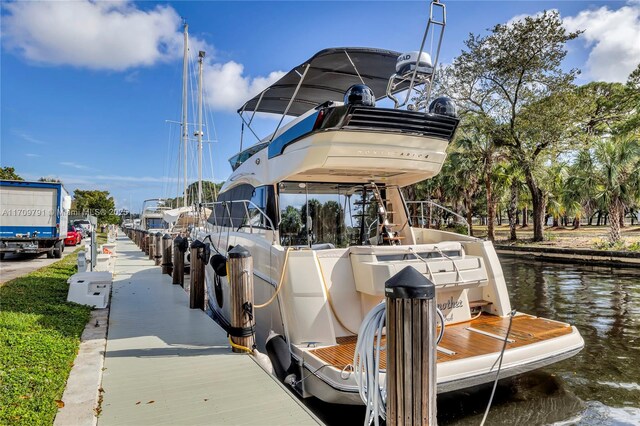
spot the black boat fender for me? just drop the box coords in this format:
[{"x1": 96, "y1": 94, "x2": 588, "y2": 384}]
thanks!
[{"x1": 266, "y1": 331, "x2": 297, "y2": 385}]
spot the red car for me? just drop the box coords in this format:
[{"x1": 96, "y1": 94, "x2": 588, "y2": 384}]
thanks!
[{"x1": 65, "y1": 225, "x2": 82, "y2": 246}]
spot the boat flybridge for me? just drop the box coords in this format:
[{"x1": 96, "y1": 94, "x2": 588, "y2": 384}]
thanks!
[
  {"x1": 138, "y1": 198, "x2": 171, "y2": 233},
  {"x1": 193, "y1": 3, "x2": 583, "y2": 408}
]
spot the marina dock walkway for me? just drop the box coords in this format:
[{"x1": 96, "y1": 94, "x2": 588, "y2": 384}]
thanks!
[{"x1": 99, "y1": 235, "x2": 320, "y2": 425}]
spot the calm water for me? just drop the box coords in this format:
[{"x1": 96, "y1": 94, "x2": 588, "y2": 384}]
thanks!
[{"x1": 309, "y1": 258, "x2": 640, "y2": 426}]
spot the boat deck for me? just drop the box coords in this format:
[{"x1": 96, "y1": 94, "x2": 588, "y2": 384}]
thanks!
[
  {"x1": 309, "y1": 313, "x2": 573, "y2": 368},
  {"x1": 98, "y1": 235, "x2": 320, "y2": 426}
]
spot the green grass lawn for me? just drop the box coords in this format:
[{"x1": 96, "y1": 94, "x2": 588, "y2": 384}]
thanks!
[{"x1": 0, "y1": 252, "x2": 91, "y2": 425}]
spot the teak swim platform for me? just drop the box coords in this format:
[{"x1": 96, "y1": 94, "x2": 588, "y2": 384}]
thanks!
[{"x1": 309, "y1": 313, "x2": 574, "y2": 369}]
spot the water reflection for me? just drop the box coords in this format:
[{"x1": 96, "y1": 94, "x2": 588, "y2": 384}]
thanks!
[{"x1": 314, "y1": 258, "x2": 640, "y2": 425}]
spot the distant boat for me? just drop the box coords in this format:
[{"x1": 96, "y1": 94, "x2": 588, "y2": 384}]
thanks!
[{"x1": 138, "y1": 198, "x2": 170, "y2": 233}]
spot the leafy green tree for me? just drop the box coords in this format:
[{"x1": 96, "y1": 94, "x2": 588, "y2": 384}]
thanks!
[
  {"x1": 593, "y1": 136, "x2": 640, "y2": 243},
  {"x1": 72, "y1": 189, "x2": 119, "y2": 225},
  {"x1": 38, "y1": 177, "x2": 61, "y2": 183},
  {"x1": 166, "y1": 181, "x2": 223, "y2": 207},
  {"x1": 0, "y1": 167, "x2": 23, "y2": 181},
  {"x1": 565, "y1": 150, "x2": 599, "y2": 229},
  {"x1": 541, "y1": 161, "x2": 568, "y2": 228},
  {"x1": 280, "y1": 205, "x2": 302, "y2": 245},
  {"x1": 442, "y1": 11, "x2": 581, "y2": 241}
]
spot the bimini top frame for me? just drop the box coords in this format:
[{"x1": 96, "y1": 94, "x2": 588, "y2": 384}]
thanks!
[{"x1": 238, "y1": 47, "x2": 408, "y2": 118}]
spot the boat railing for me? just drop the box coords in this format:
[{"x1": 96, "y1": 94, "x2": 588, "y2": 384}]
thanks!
[
  {"x1": 201, "y1": 199, "x2": 277, "y2": 236},
  {"x1": 405, "y1": 200, "x2": 470, "y2": 235}
]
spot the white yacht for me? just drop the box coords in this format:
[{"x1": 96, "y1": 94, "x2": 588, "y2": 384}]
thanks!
[
  {"x1": 194, "y1": 15, "x2": 583, "y2": 405},
  {"x1": 138, "y1": 198, "x2": 170, "y2": 233}
]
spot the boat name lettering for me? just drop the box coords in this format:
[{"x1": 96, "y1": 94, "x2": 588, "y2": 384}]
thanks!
[
  {"x1": 356, "y1": 150, "x2": 428, "y2": 159},
  {"x1": 437, "y1": 297, "x2": 464, "y2": 312}
]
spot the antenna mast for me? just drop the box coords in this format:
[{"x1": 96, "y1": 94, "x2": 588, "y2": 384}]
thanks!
[
  {"x1": 181, "y1": 21, "x2": 189, "y2": 207},
  {"x1": 197, "y1": 50, "x2": 205, "y2": 206}
]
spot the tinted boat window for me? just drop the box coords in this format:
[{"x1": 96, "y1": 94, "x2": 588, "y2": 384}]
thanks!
[{"x1": 278, "y1": 182, "x2": 398, "y2": 248}]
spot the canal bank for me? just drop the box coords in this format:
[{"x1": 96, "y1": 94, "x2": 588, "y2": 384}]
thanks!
[{"x1": 495, "y1": 244, "x2": 640, "y2": 267}]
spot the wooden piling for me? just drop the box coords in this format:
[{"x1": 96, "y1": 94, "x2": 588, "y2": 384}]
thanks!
[
  {"x1": 189, "y1": 240, "x2": 205, "y2": 309},
  {"x1": 154, "y1": 232, "x2": 163, "y2": 266},
  {"x1": 228, "y1": 245, "x2": 255, "y2": 353},
  {"x1": 145, "y1": 232, "x2": 150, "y2": 254},
  {"x1": 385, "y1": 266, "x2": 437, "y2": 426},
  {"x1": 162, "y1": 234, "x2": 173, "y2": 275},
  {"x1": 172, "y1": 236, "x2": 185, "y2": 286},
  {"x1": 147, "y1": 232, "x2": 154, "y2": 260}
]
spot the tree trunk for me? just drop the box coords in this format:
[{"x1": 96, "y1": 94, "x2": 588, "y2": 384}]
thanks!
[
  {"x1": 619, "y1": 207, "x2": 625, "y2": 229},
  {"x1": 464, "y1": 195, "x2": 474, "y2": 237},
  {"x1": 609, "y1": 200, "x2": 622, "y2": 243},
  {"x1": 524, "y1": 169, "x2": 545, "y2": 242},
  {"x1": 573, "y1": 216, "x2": 581, "y2": 229},
  {"x1": 552, "y1": 216, "x2": 559, "y2": 228},
  {"x1": 486, "y1": 159, "x2": 495, "y2": 242},
  {"x1": 522, "y1": 206, "x2": 528, "y2": 227},
  {"x1": 597, "y1": 211, "x2": 602, "y2": 226},
  {"x1": 508, "y1": 179, "x2": 518, "y2": 241}
]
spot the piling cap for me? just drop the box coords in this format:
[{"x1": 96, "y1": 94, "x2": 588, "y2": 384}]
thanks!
[
  {"x1": 229, "y1": 245, "x2": 251, "y2": 259},
  {"x1": 174, "y1": 235, "x2": 183, "y2": 244},
  {"x1": 191, "y1": 240, "x2": 205, "y2": 249},
  {"x1": 163, "y1": 233, "x2": 172, "y2": 240},
  {"x1": 155, "y1": 232, "x2": 162, "y2": 237},
  {"x1": 385, "y1": 266, "x2": 435, "y2": 299}
]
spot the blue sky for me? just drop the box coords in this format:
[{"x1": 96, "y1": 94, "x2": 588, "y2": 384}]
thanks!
[{"x1": 1, "y1": 1, "x2": 638, "y2": 213}]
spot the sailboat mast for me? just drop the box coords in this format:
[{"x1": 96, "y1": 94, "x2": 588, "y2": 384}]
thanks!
[
  {"x1": 181, "y1": 22, "x2": 189, "y2": 208},
  {"x1": 197, "y1": 50, "x2": 205, "y2": 205}
]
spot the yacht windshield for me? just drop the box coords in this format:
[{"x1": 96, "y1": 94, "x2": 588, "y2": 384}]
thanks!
[{"x1": 278, "y1": 182, "x2": 405, "y2": 248}]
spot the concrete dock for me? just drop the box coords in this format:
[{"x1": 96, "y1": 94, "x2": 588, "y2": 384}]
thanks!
[{"x1": 99, "y1": 235, "x2": 320, "y2": 425}]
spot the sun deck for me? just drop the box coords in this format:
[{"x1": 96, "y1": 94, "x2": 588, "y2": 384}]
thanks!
[{"x1": 308, "y1": 313, "x2": 574, "y2": 368}]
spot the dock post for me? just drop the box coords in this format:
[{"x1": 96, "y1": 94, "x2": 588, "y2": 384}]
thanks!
[
  {"x1": 147, "y1": 232, "x2": 154, "y2": 260},
  {"x1": 172, "y1": 236, "x2": 185, "y2": 286},
  {"x1": 162, "y1": 234, "x2": 173, "y2": 275},
  {"x1": 134, "y1": 229, "x2": 139, "y2": 246},
  {"x1": 144, "y1": 231, "x2": 150, "y2": 254},
  {"x1": 154, "y1": 232, "x2": 163, "y2": 266},
  {"x1": 189, "y1": 240, "x2": 206, "y2": 309},
  {"x1": 228, "y1": 245, "x2": 255, "y2": 353},
  {"x1": 385, "y1": 267, "x2": 437, "y2": 426}
]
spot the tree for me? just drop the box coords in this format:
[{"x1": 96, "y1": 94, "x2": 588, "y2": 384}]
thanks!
[
  {"x1": 541, "y1": 161, "x2": 568, "y2": 227},
  {"x1": 73, "y1": 189, "x2": 119, "y2": 224},
  {"x1": 0, "y1": 167, "x2": 23, "y2": 181},
  {"x1": 38, "y1": 177, "x2": 61, "y2": 183},
  {"x1": 445, "y1": 11, "x2": 581, "y2": 241},
  {"x1": 166, "y1": 181, "x2": 223, "y2": 207},
  {"x1": 280, "y1": 205, "x2": 302, "y2": 245},
  {"x1": 565, "y1": 150, "x2": 598, "y2": 229},
  {"x1": 593, "y1": 136, "x2": 640, "y2": 243}
]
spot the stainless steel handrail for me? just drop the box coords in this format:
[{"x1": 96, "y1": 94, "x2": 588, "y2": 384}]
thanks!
[
  {"x1": 201, "y1": 199, "x2": 276, "y2": 233},
  {"x1": 405, "y1": 200, "x2": 470, "y2": 235}
]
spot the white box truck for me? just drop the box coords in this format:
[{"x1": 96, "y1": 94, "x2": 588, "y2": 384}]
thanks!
[{"x1": 0, "y1": 180, "x2": 72, "y2": 259}]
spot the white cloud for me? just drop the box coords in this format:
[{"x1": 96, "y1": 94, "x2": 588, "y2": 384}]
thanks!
[
  {"x1": 1, "y1": 1, "x2": 185, "y2": 70},
  {"x1": 12, "y1": 130, "x2": 47, "y2": 145},
  {"x1": 25, "y1": 153, "x2": 40, "y2": 158},
  {"x1": 1, "y1": 0, "x2": 284, "y2": 111},
  {"x1": 507, "y1": 10, "x2": 558, "y2": 26},
  {"x1": 203, "y1": 61, "x2": 285, "y2": 112},
  {"x1": 60, "y1": 162, "x2": 92, "y2": 171},
  {"x1": 564, "y1": 2, "x2": 640, "y2": 82}
]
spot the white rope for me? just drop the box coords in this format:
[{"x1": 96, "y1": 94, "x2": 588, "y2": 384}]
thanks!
[{"x1": 353, "y1": 301, "x2": 387, "y2": 426}]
